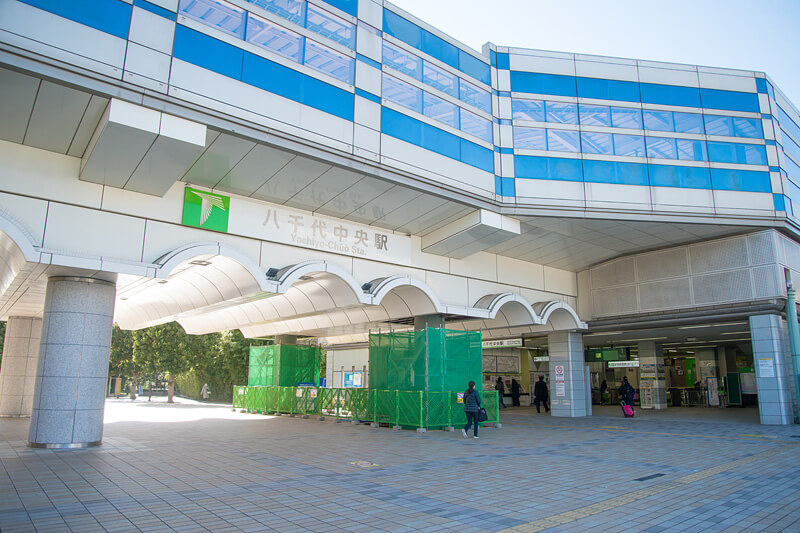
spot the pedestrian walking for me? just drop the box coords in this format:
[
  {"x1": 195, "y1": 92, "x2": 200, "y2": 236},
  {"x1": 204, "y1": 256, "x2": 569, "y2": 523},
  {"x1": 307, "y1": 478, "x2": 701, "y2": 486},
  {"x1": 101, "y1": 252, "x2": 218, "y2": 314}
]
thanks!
[
  {"x1": 600, "y1": 379, "x2": 608, "y2": 405},
  {"x1": 511, "y1": 378, "x2": 521, "y2": 406},
  {"x1": 533, "y1": 375, "x2": 550, "y2": 413},
  {"x1": 495, "y1": 377, "x2": 506, "y2": 409},
  {"x1": 462, "y1": 381, "x2": 481, "y2": 439},
  {"x1": 200, "y1": 383, "x2": 211, "y2": 401},
  {"x1": 619, "y1": 376, "x2": 636, "y2": 417}
]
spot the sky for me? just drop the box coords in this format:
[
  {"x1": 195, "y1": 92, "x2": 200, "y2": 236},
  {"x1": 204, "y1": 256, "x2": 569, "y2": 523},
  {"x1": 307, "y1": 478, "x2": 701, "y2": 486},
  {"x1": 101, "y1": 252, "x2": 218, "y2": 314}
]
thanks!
[{"x1": 387, "y1": 0, "x2": 800, "y2": 106}]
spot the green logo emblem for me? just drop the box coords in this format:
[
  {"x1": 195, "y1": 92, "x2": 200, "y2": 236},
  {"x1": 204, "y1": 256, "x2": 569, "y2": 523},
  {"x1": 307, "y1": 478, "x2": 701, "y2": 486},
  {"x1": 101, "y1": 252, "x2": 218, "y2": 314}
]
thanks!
[{"x1": 182, "y1": 187, "x2": 230, "y2": 232}]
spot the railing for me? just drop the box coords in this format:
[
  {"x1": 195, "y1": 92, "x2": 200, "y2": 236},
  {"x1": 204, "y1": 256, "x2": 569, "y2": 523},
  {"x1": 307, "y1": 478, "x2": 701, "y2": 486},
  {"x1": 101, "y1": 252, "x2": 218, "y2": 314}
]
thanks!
[{"x1": 232, "y1": 386, "x2": 500, "y2": 430}]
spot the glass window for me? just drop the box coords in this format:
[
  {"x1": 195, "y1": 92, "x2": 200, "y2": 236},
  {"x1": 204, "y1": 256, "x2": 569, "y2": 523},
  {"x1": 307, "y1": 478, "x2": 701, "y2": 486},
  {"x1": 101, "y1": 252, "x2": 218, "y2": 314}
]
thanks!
[
  {"x1": 733, "y1": 117, "x2": 763, "y2": 138},
  {"x1": 245, "y1": 0, "x2": 305, "y2": 25},
  {"x1": 546, "y1": 129, "x2": 580, "y2": 152},
  {"x1": 611, "y1": 107, "x2": 643, "y2": 129},
  {"x1": 580, "y1": 132, "x2": 612, "y2": 155},
  {"x1": 704, "y1": 115, "x2": 734, "y2": 137},
  {"x1": 382, "y1": 41, "x2": 422, "y2": 81},
  {"x1": 545, "y1": 101, "x2": 578, "y2": 124},
  {"x1": 246, "y1": 13, "x2": 303, "y2": 62},
  {"x1": 511, "y1": 99, "x2": 545, "y2": 122},
  {"x1": 513, "y1": 127, "x2": 546, "y2": 151},
  {"x1": 304, "y1": 40, "x2": 354, "y2": 83},
  {"x1": 643, "y1": 110, "x2": 673, "y2": 132},
  {"x1": 459, "y1": 79, "x2": 491, "y2": 113},
  {"x1": 305, "y1": 4, "x2": 355, "y2": 49},
  {"x1": 180, "y1": 0, "x2": 246, "y2": 38},
  {"x1": 423, "y1": 92, "x2": 458, "y2": 129},
  {"x1": 647, "y1": 137, "x2": 678, "y2": 159},
  {"x1": 382, "y1": 73, "x2": 422, "y2": 113},
  {"x1": 672, "y1": 112, "x2": 704, "y2": 134},
  {"x1": 460, "y1": 108, "x2": 492, "y2": 142},
  {"x1": 423, "y1": 62, "x2": 458, "y2": 99},
  {"x1": 579, "y1": 104, "x2": 611, "y2": 127},
  {"x1": 613, "y1": 134, "x2": 645, "y2": 157},
  {"x1": 676, "y1": 139, "x2": 707, "y2": 161},
  {"x1": 707, "y1": 141, "x2": 768, "y2": 165}
]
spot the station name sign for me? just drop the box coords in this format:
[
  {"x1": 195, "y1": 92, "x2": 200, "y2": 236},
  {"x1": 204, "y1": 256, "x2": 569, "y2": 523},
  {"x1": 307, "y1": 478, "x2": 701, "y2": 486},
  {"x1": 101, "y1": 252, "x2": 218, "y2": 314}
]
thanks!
[
  {"x1": 607, "y1": 360, "x2": 639, "y2": 368},
  {"x1": 482, "y1": 338, "x2": 523, "y2": 348}
]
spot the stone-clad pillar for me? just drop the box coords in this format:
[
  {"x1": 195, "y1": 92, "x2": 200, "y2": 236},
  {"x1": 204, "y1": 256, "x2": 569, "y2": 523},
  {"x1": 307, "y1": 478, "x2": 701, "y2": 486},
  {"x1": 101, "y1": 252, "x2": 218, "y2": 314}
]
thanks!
[
  {"x1": 749, "y1": 314, "x2": 795, "y2": 425},
  {"x1": 0, "y1": 317, "x2": 42, "y2": 417},
  {"x1": 638, "y1": 341, "x2": 667, "y2": 409},
  {"x1": 28, "y1": 277, "x2": 116, "y2": 448},
  {"x1": 548, "y1": 331, "x2": 588, "y2": 417}
]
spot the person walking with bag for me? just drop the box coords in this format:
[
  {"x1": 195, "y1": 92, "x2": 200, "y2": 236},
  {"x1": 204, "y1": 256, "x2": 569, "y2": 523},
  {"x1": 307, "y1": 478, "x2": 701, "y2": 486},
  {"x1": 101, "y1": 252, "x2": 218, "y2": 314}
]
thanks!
[
  {"x1": 533, "y1": 375, "x2": 550, "y2": 413},
  {"x1": 495, "y1": 377, "x2": 506, "y2": 409},
  {"x1": 462, "y1": 381, "x2": 482, "y2": 439}
]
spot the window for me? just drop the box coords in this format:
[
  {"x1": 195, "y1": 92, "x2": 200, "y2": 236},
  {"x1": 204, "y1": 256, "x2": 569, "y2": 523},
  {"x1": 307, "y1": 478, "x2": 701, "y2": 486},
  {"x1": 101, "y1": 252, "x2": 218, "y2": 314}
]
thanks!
[
  {"x1": 306, "y1": 3, "x2": 355, "y2": 49},
  {"x1": 579, "y1": 104, "x2": 610, "y2": 127},
  {"x1": 733, "y1": 117, "x2": 763, "y2": 138},
  {"x1": 511, "y1": 99, "x2": 545, "y2": 122},
  {"x1": 246, "y1": 13, "x2": 303, "y2": 62},
  {"x1": 460, "y1": 108, "x2": 492, "y2": 142},
  {"x1": 613, "y1": 134, "x2": 645, "y2": 157},
  {"x1": 704, "y1": 115, "x2": 735, "y2": 137},
  {"x1": 382, "y1": 73, "x2": 422, "y2": 113},
  {"x1": 646, "y1": 137, "x2": 678, "y2": 159},
  {"x1": 611, "y1": 107, "x2": 643, "y2": 129},
  {"x1": 513, "y1": 127, "x2": 547, "y2": 151},
  {"x1": 180, "y1": 0, "x2": 246, "y2": 38},
  {"x1": 672, "y1": 112, "x2": 704, "y2": 134},
  {"x1": 304, "y1": 40, "x2": 354, "y2": 83},
  {"x1": 546, "y1": 129, "x2": 580, "y2": 152},
  {"x1": 643, "y1": 110, "x2": 673, "y2": 132},
  {"x1": 581, "y1": 132, "x2": 612, "y2": 154},
  {"x1": 383, "y1": 41, "x2": 422, "y2": 81},
  {"x1": 545, "y1": 101, "x2": 578, "y2": 124},
  {"x1": 644, "y1": 110, "x2": 703, "y2": 134},
  {"x1": 423, "y1": 92, "x2": 458, "y2": 129},
  {"x1": 707, "y1": 141, "x2": 768, "y2": 165},
  {"x1": 245, "y1": 0, "x2": 305, "y2": 26},
  {"x1": 423, "y1": 62, "x2": 458, "y2": 98},
  {"x1": 676, "y1": 139, "x2": 707, "y2": 161},
  {"x1": 459, "y1": 79, "x2": 491, "y2": 113}
]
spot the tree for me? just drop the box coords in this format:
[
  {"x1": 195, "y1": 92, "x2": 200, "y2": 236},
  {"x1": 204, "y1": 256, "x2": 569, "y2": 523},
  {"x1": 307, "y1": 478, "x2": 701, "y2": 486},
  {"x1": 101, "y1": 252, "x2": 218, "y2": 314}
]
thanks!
[
  {"x1": 110, "y1": 324, "x2": 135, "y2": 396},
  {"x1": 133, "y1": 322, "x2": 205, "y2": 403}
]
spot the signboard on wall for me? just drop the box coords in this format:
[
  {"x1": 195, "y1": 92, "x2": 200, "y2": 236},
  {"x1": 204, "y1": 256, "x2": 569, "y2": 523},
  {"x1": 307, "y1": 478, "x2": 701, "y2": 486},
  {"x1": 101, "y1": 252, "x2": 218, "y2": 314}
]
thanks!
[
  {"x1": 555, "y1": 365, "x2": 565, "y2": 397},
  {"x1": 757, "y1": 358, "x2": 775, "y2": 378},
  {"x1": 344, "y1": 371, "x2": 362, "y2": 388},
  {"x1": 482, "y1": 338, "x2": 523, "y2": 348},
  {"x1": 608, "y1": 361, "x2": 639, "y2": 368}
]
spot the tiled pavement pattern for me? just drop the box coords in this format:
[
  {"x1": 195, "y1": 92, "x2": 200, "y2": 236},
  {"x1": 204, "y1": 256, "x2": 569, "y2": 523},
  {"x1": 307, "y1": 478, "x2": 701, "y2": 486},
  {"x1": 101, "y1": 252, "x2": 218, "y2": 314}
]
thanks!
[{"x1": 1, "y1": 399, "x2": 799, "y2": 532}]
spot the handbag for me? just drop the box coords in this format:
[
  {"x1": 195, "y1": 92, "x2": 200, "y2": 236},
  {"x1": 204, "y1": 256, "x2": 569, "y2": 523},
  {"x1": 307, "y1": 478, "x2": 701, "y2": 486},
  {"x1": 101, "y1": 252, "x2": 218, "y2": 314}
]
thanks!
[{"x1": 477, "y1": 407, "x2": 488, "y2": 422}]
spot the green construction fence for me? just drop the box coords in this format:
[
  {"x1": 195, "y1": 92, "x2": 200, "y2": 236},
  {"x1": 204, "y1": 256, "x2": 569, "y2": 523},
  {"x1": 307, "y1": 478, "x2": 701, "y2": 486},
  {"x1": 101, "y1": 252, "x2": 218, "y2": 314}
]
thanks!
[
  {"x1": 232, "y1": 386, "x2": 500, "y2": 430},
  {"x1": 248, "y1": 344, "x2": 320, "y2": 387}
]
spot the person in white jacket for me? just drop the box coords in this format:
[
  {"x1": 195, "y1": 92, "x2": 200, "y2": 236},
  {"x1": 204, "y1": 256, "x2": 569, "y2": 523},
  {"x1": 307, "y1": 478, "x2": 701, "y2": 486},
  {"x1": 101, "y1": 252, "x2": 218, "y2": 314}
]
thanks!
[{"x1": 200, "y1": 383, "x2": 211, "y2": 401}]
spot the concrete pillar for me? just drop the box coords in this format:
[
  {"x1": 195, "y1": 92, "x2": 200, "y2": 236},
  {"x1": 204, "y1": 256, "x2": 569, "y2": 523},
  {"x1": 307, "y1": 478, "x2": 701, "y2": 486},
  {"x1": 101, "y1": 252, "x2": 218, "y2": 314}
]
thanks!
[
  {"x1": 28, "y1": 277, "x2": 116, "y2": 448},
  {"x1": 414, "y1": 314, "x2": 444, "y2": 330},
  {"x1": 547, "y1": 331, "x2": 588, "y2": 417},
  {"x1": 696, "y1": 348, "x2": 718, "y2": 384},
  {"x1": 749, "y1": 314, "x2": 795, "y2": 425},
  {"x1": 0, "y1": 317, "x2": 42, "y2": 417},
  {"x1": 638, "y1": 341, "x2": 667, "y2": 410}
]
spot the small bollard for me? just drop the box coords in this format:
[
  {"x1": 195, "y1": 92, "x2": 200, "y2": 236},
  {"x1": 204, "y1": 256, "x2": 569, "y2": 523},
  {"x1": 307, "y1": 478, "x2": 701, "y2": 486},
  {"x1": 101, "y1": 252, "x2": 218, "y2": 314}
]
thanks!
[
  {"x1": 392, "y1": 425, "x2": 402, "y2": 431},
  {"x1": 416, "y1": 428, "x2": 426, "y2": 434},
  {"x1": 444, "y1": 426, "x2": 455, "y2": 432}
]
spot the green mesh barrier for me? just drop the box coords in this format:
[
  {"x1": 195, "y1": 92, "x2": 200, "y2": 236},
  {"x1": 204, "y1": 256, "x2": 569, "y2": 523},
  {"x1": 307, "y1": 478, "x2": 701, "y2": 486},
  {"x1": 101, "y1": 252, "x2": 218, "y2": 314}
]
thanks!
[{"x1": 248, "y1": 345, "x2": 320, "y2": 387}]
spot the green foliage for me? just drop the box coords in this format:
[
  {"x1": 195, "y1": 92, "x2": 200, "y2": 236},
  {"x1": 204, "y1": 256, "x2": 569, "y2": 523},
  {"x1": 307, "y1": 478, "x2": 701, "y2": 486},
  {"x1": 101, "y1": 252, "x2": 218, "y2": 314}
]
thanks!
[
  {"x1": 109, "y1": 324, "x2": 135, "y2": 380},
  {"x1": 0, "y1": 321, "x2": 5, "y2": 365}
]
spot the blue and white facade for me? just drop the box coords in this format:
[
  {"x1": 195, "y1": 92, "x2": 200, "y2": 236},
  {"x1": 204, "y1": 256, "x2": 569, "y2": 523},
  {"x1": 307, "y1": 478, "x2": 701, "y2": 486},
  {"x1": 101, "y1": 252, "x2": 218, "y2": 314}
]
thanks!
[{"x1": 0, "y1": 0, "x2": 799, "y2": 442}]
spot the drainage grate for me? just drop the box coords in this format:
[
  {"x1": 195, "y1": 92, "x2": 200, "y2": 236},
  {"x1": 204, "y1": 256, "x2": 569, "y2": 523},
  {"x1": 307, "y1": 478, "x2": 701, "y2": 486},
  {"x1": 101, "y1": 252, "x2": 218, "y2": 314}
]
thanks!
[{"x1": 634, "y1": 473, "x2": 665, "y2": 482}]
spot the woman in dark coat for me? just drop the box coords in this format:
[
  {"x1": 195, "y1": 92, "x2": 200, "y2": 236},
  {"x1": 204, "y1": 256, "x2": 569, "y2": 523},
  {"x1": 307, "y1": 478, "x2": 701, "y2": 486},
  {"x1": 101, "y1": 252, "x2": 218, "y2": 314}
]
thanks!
[
  {"x1": 533, "y1": 375, "x2": 550, "y2": 413},
  {"x1": 462, "y1": 381, "x2": 481, "y2": 439},
  {"x1": 511, "y1": 379, "x2": 521, "y2": 406}
]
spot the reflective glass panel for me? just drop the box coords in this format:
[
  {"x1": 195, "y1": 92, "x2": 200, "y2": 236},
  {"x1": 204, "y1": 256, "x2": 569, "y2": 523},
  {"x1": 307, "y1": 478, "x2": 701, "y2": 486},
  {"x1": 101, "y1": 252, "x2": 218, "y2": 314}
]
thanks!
[
  {"x1": 511, "y1": 99, "x2": 545, "y2": 122},
  {"x1": 304, "y1": 40, "x2": 354, "y2": 83},
  {"x1": 246, "y1": 13, "x2": 303, "y2": 62},
  {"x1": 733, "y1": 117, "x2": 763, "y2": 138},
  {"x1": 423, "y1": 62, "x2": 458, "y2": 98},
  {"x1": 643, "y1": 110, "x2": 673, "y2": 132},
  {"x1": 646, "y1": 136, "x2": 678, "y2": 159},
  {"x1": 245, "y1": 0, "x2": 305, "y2": 26},
  {"x1": 613, "y1": 134, "x2": 645, "y2": 157},
  {"x1": 382, "y1": 73, "x2": 422, "y2": 113},
  {"x1": 382, "y1": 41, "x2": 422, "y2": 80},
  {"x1": 579, "y1": 104, "x2": 611, "y2": 127},
  {"x1": 580, "y1": 132, "x2": 612, "y2": 155},
  {"x1": 459, "y1": 79, "x2": 491, "y2": 113},
  {"x1": 423, "y1": 92, "x2": 458, "y2": 128},
  {"x1": 546, "y1": 129, "x2": 580, "y2": 152},
  {"x1": 707, "y1": 141, "x2": 767, "y2": 165},
  {"x1": 676, "y1": 139, "x2": 707, "y2": 161},
  {"x1": 673, "y1": 112, "x2": 704, "y2": 134},
  {"x1": 180, "y1": 0, "x2": 246, "y2": 38},
  {"x1": 611, "y1": 107, "x2": 643, "y2": 129},
  {"x1": 545, "y1": 101, "x2": 578, "y2": 124},
  {"x1": 513, "y1": 127, "x2": 546, "y2": 151},
  {"x1": 704, "y1": 115, "x2": 735, "y2": 136},
  {"x1": 306, "y1": 4, "x2": 355, "y2": 49},
  {"x1": 460, "y1": 108, "x2": 492, "y2": 142}
]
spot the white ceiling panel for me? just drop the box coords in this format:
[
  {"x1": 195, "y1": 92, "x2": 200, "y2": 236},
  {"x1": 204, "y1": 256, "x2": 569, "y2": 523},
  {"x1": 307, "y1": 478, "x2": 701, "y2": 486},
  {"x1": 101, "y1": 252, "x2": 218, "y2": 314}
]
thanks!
[
  {"x1": 24, "y1": 81, "x2": 91, "y2": 154},
  {"x1": 182, "y1": 132, "x2": 255, "y2": 188},
  {"x1": 283, "y1": 166, "x2": 364, "y2": 211},
  {"x1": 251, "y1": 156, "x2": 331, "y2": 204},
  {"x1": 0, "y1": 68, "x2": 39, "y2": 144},
  {"x1": 346, "y1": 185, "x2": 422, "y2": 226},
  {"x1": 67, "y1": 95, "x2": 109, "y2": 158},
  {"x1": 216, "y1": 144, "x2": 296, "y2": 197},
  {"x1": 315, "y1": 176, "x2": 394, "y2": 219},
  {"x1": 373, "y1": 192, "x2": 446, "y2": 230}
]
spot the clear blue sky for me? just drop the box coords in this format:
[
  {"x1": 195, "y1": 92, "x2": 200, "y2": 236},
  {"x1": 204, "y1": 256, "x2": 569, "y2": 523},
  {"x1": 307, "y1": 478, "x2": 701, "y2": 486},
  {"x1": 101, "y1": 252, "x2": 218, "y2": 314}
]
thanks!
[{"x1": 388, "y1": 0, "x2": 800, "y2": 106}]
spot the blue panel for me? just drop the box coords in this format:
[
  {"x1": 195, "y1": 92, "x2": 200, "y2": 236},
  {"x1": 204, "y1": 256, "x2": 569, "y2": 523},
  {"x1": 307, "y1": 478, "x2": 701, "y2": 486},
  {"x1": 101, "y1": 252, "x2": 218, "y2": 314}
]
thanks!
[
  {"x1": 460, "y1": 138, "x2": 494, "y2": 173},
  {"x1": 134, "y1": 0, "x2": 175, "y2": 20},
  {"x1": 383, "y1": 10, "x2": 422, "y2": 47},
  {"x1": 499, "y1": 147, "x2": 513, "y2": 154},
  {"x1": 512, "y1": 99, "x2": 545, "y2": 122},
  {"x1": 382, "y1": 106, "x2": 422, "y2": 145},
  {"x1": 710, "y1": 168, "x2": 771, "y2": 192},
  {"x1": 490, "y1": 50, "x2": 497, "y2": 67},
  {"x1": 774, "y1": 194, "x2": 786, "y2": 211},
  {"x1": 459, "y1": 50, "x2": 491, "y2": 85},
  {"x1": 510, "y1": 72, "x2": 577, "y2": 97},
  {"x1": 756, "y1": 78, "x2": 768, "y2": 94},
  {"x1": 502, "y1": 177, "x2": 515, "y2": 196},
  {"x1": 496, "y1": 52, "x2": 510, "y2": 70},
  {"x1": 321, "y1": 0, "x2": 357, "y2": 17},
  {"x1": 174, "y1": 25, "x2": 244, "y2": 80},
  {"x1": 495, "y1": 175, "x2": 502, "y2": 195},
  {"x1": 356, "y1": 53, "x2": 381, "y2": 69},
  {"x1": 514, "y1": 156, "x2": 583, "y2": 182},
  {"x1": 19, "y1": 0, "x2": 132, "y2": 39},
  {"x1": 700, "y1": 88, "x2": 760, "y2": 113},
  {"x1": 421, "y1": 30, "x2": 459, "y2": 70},
  {"x1": 583, "y1": 160, "x2": 648, "y2": 186},
  {"x1": 640, "y1": 83, "x2": 701, "y2": 108},
  {"x1": 355, "y1": 88, "x2": 380, "y2": 103},
  {"x1": 649, "y1": 165, "x2": 711, "y2": 189},
  {"x1": 707, "y1": 141, "x2": 767, "y2": 165},
  {"x1": 577, "y1": 77, "x2": 639, "y2": 102},
  {"x1": 242, "y1": 51, "x2": 354, "y2": 120}
]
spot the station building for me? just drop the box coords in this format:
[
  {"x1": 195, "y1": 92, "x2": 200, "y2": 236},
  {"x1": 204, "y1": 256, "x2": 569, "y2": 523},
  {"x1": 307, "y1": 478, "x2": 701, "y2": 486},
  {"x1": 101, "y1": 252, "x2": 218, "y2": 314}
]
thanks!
[{"x1": 0, "y1": 0, "x2": 798, "y2": 447}]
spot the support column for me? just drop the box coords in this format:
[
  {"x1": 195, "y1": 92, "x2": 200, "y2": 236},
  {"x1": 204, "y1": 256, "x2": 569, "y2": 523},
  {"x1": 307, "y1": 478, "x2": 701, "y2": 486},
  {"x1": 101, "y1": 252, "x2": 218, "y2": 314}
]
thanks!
[
  {"x1": 638, "y1": 341, "x2": 667, "y2": 410},
  {"x1": 749, "y1": 314, "x2": 795, "y2": 425},
  {"x1": 547, "y1": 331, "x2": 588, "y2": 417},
  {"x1": 28, "y1": 277, "x2": 116, "y2": 448},
  {"x1": 0, "y1": 318, "x2": 42, "y2": 417},
  {"x1": 414, "y1": 314, "x2": 444, "y2": 330}
]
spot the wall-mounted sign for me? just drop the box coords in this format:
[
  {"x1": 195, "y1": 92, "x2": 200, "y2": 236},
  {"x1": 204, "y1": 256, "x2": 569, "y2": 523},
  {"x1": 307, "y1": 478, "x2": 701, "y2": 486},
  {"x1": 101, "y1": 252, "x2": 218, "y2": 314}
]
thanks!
[
  {"x1": 482, "y1": 338, "x2": 523, "y2": 348},
  {"x1": 608, "y1": 361, "x2": 639, "y2": 368},
  {"x1": 344, "y1": 371, "x2": 362, "y2": 388},
  {"x1": 757, "y1": 358, "x2": 775, "y2": 378},
  {"x1": 183, "y1": 187, "x2": 230, "y2": 232},
  {"x1": 533, "y1": 356, "x2": 549, "y2": 362}
]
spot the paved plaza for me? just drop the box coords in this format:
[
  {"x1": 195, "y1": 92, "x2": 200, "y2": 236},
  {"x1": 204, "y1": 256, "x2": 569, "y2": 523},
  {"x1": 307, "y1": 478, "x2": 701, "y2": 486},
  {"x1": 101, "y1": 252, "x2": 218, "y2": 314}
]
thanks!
[{"x1": 1, "y1": 399, "x2": 800, "y2": 532}]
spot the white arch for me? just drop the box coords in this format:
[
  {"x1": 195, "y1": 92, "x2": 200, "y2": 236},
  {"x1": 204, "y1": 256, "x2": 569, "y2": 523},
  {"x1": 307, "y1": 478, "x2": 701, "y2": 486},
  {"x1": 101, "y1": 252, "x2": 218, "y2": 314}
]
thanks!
[
  {"x1": 534, "y1": 300, "x2": 587, "y2": 330},
  {"x1": 274, "y1": 260, "x2": 366, "y2": 303},
  {"x1": 473, "y1": 293, "x2": 543, "y2": 324},
  {"x1": 0, "y1": 212, "x2": 40, "y2": 262},
  {"x1": 367, "y1": 275, "x2": 445, "y2": 314}
]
